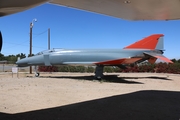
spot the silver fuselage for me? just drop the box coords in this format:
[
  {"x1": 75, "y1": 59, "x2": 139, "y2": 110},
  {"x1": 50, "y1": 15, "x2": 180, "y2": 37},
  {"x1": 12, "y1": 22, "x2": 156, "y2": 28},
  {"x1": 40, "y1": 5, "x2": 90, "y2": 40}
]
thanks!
[{"x1": 16, "y1": 48, "x2": 153, "y2": 67}]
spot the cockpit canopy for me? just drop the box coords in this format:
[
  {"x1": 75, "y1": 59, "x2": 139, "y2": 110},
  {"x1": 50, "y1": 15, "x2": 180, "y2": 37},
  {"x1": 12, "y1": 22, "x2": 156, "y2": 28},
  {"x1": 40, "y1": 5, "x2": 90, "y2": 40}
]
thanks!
[{"x1": 35, "y1": 48, "x2": 64, "y2": 55}]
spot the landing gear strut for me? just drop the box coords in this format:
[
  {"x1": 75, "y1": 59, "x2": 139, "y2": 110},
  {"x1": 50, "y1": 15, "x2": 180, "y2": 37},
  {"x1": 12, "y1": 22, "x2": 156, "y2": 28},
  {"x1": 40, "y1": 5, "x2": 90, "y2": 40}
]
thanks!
[
  {"x1": 34, "y1": 66, "x2": 40, "y2": 77},
  {"x1": 94, "y1": 65, "x2": 104, "y2": 80}
]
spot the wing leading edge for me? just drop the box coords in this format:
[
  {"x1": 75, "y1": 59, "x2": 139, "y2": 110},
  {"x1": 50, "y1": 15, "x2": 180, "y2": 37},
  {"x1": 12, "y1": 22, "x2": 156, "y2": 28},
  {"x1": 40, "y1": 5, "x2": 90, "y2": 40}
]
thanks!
[
  {"x1": 1, "y1": 0, "x2": 180, "y2": 20},
  {"x1": 50, "y1": 0, "x2": 180, "y2": 20}
]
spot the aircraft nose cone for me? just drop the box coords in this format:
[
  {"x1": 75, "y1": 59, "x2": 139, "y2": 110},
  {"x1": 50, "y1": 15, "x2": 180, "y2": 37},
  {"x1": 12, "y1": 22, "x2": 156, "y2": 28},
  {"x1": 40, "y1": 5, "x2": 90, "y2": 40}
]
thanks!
[{"x1": 16, "y1": 58, "x2": 29, "y2": 67}]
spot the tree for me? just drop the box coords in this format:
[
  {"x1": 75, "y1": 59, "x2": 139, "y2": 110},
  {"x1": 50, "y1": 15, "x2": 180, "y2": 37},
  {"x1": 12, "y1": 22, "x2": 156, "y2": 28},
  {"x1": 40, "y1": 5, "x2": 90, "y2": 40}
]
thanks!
[
  {"x1": 0, "y1": 53, "x2": 5, "y2": 60},
  {"x1": 28, "y1": 53, "x2": 34, "y2": 57},
  {"x1": 16, "y1": 53, "x2": 26, "y2": 59},
  {"x1": 177, "y1": 59, "x2": 180, "y2": 63},
  {"x1": 171, "y1": 59, "x2": 176, "y2": 63}
]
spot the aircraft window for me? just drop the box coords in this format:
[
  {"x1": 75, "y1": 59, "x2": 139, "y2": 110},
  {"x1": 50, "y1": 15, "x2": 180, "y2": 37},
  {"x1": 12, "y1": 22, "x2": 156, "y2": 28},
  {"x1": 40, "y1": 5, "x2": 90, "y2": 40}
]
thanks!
[
  {"x1": 35, "y1": 52, "x2": 42, "y2": 55},
  {"x1": 35, "y1": 49, "x2": 55, "y2": 55},
  {"x1": 35, "y1": 48, "x2": 65, "y2": 55}
]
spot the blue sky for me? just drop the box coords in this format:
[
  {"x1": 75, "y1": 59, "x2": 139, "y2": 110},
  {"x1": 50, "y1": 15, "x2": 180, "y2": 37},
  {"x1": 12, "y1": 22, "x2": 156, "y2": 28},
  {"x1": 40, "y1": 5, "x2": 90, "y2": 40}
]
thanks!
[{"x1": 0, "y1": 3, "x2": 180, "y2": 59}]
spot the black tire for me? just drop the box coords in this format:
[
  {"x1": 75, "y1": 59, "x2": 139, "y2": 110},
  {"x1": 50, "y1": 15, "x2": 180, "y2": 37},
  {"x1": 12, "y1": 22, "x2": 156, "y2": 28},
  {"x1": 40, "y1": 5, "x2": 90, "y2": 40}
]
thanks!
[{"x1": 35, "y1": 73, "x2": 40, "y2": 77}]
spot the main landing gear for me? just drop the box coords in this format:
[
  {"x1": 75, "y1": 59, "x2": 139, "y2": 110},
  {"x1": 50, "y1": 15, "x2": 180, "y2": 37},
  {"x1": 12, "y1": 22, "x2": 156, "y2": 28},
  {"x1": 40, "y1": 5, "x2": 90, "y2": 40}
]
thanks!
[{"x1": 94, "y1": 65, "x2": 104, "y2": 80}]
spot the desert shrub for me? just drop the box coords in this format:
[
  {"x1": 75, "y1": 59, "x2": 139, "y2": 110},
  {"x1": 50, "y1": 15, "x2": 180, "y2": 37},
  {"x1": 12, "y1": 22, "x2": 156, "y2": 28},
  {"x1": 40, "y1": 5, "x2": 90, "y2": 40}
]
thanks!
[
  {"x1": 38, "y1": 66, "x2": 58, "y2": 72},
  {"x1": 155, "y1": 62, "x2": 180, "y2": 74},
  {"x1": 104, "y1": 66, "x2": 114, "y2": 73},
  {"x1": 58, "y1": 66, "x2": 87, "y2": 72},
  {"x1": 58, "y1": 66, "x2": 70, "y2": 72},
  {"x1": 86, "y1": 66, "x2": 95, "y2": 73},
  {"x1": 103, "y1": 66, "x2": 120, "y2": 73},
  {"x1": 37, "y1": 62, "x2": 180, "y2": 74},
  {"x1": 122, "y1": 62, "x2": 180, "y2": 74},
  {"x1": 71, "y1": 66, "x2": 86, "y2": 72},
  {"x1": 138, "y1": 64, "x2": 155, "y2": 72}
]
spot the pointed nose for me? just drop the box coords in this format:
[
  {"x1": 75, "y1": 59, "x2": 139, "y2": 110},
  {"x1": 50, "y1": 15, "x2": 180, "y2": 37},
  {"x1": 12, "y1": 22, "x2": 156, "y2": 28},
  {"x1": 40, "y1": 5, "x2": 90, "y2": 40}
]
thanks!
[{"x1": 16, "y1": 58, "x2": 29, "y2": 67}]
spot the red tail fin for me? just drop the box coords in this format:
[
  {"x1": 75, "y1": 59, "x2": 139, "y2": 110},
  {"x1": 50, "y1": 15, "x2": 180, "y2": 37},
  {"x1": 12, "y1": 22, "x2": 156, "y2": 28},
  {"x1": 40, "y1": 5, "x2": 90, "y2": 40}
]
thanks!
[{"x1": 124, "y1": 34, "x2": 164, "y2": 50}]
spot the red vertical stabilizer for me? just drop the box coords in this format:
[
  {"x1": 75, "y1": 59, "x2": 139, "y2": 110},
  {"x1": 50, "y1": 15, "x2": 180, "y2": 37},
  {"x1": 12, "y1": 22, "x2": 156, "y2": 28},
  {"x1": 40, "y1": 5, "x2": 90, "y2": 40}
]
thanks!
[{"x1": 124, "y1": 34, "x2": 164, "y2": 50}]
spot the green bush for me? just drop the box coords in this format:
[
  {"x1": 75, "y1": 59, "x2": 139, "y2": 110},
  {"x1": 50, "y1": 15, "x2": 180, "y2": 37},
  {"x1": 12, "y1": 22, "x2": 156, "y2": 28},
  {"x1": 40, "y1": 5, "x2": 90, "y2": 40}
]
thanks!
[
  {"x1": 86, "y1": 66, "x2": 95, "y2": 73},
  {"x1": 37, "y1": 62, "x2": 180, "y2": 74}
]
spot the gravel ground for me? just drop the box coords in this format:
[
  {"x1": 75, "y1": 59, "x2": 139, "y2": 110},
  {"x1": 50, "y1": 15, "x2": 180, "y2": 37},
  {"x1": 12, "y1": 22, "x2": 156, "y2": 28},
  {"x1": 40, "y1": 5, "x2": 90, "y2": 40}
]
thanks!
[{"x1": 0, "y1": 72, "x2": 180, "y2": 120}]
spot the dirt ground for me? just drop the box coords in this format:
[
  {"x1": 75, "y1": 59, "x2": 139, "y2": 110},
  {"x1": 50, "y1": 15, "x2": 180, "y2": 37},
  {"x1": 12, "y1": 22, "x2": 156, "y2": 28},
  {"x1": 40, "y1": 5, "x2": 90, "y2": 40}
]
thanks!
[{"x1": 0, "y1": 72, "x2": 180, "y2": 120}]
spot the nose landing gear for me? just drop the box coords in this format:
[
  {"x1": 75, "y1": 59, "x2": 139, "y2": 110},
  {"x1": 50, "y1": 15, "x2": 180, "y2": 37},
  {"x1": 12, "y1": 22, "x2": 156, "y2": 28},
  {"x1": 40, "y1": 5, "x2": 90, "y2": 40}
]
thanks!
[
  {"x1": 34, "y1": 66, "x2": 40, "y2": 77},
  {"x1": 35, "y1": 72, "x2": 40, "y2": 77}
]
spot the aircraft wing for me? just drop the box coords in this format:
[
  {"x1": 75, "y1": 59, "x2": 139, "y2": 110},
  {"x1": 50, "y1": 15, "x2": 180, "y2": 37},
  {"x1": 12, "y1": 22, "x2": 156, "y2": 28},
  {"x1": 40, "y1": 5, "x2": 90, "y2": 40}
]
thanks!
[
  {"x1": 50, "y1": 0, "x2": 180, "y2": 20},
  {"x1": 1, "y1": 0, "x2": 180, "y2": 20},
  {"x1": 61, "y1": 58, "x2": 142, "y2": 66},
  {"x1": 95, "y1": 58, "x2": 142, "y2": 65},
  {"x1": 0, "y1": 0, "x2": 48, "y2": 17}
]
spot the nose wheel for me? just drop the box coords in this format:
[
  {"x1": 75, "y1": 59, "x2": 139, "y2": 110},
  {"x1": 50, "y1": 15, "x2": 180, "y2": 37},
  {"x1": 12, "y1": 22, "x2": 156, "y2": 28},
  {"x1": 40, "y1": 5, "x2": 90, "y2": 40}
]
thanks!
[
  {"x1": 35, "y1": 72, "x2": 40, "y2": 77},
  {"x1": 34, "y1": 66, "x2": 40, "y2": 77}
]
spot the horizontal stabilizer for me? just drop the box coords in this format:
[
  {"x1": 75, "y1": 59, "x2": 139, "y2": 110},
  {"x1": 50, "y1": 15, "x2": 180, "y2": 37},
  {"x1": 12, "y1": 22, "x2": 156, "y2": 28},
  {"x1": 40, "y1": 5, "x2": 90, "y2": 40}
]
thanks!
[{"x1": 144, "y1": 52, "x2": 173, "y2": 63}]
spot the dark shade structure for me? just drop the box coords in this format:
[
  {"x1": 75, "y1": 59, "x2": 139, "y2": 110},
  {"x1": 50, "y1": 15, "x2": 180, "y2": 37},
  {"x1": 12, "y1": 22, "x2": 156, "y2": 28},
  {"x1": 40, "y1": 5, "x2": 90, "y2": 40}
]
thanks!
[{"x1": 0, "y1": 31, "x2": 2, "y2": 52}]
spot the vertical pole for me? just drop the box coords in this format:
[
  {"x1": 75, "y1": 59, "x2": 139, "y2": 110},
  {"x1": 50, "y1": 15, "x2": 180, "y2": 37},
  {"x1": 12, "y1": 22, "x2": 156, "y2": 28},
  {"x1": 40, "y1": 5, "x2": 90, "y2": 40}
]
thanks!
[
  {"x1": 3, "y1": 63, "x2": 4, "y2": 72},
  {"x1": 48, "y1": 28, "x2": 50, "y2": 50},
  {"x1": 29, "y1": 23, "x2": 33, "y2": 74}
]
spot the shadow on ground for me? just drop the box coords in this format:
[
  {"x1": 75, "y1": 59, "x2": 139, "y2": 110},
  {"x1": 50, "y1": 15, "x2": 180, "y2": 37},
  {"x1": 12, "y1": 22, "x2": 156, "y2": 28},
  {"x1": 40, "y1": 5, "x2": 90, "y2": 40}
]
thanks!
[
  {"x1": 121, "y1": 76, "x2": 171, "y2": 80},
  {"x1": 37, "y1": 74, "x2": 171, "y2": 84},
  {"x1": 49, "y1": 75, "x2": 143, "y2": 84},
  {"x1": 1, "y1": 90, "x2": 180, "y2": 120}
]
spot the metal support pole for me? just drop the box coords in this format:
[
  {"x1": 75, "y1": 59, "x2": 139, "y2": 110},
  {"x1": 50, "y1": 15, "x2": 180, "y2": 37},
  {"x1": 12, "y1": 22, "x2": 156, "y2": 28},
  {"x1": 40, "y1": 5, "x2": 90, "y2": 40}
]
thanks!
[
  {"x1": 29, "y1": 18, "x2": 37, "y2": 74},
  {"x1": 29, "y1": 23, "x2": 33, "y2": 74},
  {"x1": 48, "y1": 28, "x2": 50, "y2": 50}
]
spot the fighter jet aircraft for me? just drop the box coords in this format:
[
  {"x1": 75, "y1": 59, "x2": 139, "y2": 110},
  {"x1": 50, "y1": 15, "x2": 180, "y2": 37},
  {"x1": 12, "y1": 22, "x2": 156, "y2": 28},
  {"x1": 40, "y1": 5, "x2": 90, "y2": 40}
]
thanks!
[{"x1": 16, "y1": 34, "x2": 172, "y2": 79}]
